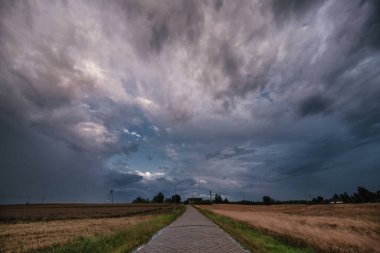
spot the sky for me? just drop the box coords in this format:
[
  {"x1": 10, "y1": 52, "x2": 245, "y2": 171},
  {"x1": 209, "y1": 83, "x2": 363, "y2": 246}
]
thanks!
[{"x1": 0, "y1": 0, "x2": 379, "y2": 204}]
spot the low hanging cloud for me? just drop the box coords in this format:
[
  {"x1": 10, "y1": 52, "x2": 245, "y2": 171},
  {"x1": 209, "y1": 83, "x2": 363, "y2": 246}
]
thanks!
[{"x1": 0, "y1": 0, "x2": 379, "y2": 203}]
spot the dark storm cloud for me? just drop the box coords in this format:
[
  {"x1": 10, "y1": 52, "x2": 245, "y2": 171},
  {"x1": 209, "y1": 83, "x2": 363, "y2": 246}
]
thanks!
[
  {"x1": 150, "y1": 22, "x2": 169, "y2": 52},
  {"x1": 345, "y1": 94, "x2": 380, "y2": 139},
  {"x1": 299, "y1": 95, "x2": 332, "y2": 117},
  {"x1": 205, "y1": 146, "x2": 254, "y2": 160},
  {"x1": 353, "y1": 0, "x2": 380, "y2": 50},
  {"x1": 0, "y1": 0, "x2": 379, "y2": 203},
  {"x1": 275, "y1": 135, "x2": 349, "y2": 177},
  {"x1": 119, "y1": 0, "x2": 205, "y2": 56},
  {"x1": 271, "y1": 0, "x2": 324, "y2": 24},
  {"x1": 122, "y1": 177, "x2": 200, "y2": 200},
  {"x1": 107, "y1": 171, "x2": 143, "y2": 188},
  {"x1": 122, "y1": 142, "x2": 140, "y2": 155},
  {"x1": 0, "y1": 112, "x2": 105, "y2": 203},
  {"x1": 214, "y1": 0, "x2": 223, "y2": 11}
]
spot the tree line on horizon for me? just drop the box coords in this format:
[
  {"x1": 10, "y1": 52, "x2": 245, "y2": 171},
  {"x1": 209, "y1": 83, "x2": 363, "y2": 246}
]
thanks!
[
  {"x1": 311, "y1": 186, "x2": 379, "y2": 204},
  {"x1": 131, "y1": 186, "x2": 379, "y2": 205},
  {"x1": 132, "y1": 192, "x2": 181, "y2": 204},
  {"x1": 238, "y1": 186, "x2": 380, "y2": 205},
  {"x1": 132, "y1": 192, "x2": 229, "y2": 205}
]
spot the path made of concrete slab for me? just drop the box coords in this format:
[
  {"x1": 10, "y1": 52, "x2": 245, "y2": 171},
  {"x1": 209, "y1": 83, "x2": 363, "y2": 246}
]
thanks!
[{"x1": 135, "y1": 205, "x2": 248, "y2": 253}]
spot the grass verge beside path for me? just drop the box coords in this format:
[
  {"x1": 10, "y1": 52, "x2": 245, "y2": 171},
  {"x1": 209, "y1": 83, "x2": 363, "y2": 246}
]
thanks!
[
  {"x1": 197, "y1": 207, "x2": 315, "y2": 253},
  {"x1": 33, "y1": 207, "x2": 185, "y2": 253}
]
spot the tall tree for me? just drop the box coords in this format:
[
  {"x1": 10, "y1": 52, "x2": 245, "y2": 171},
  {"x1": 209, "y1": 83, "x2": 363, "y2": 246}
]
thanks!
[
  {"x1": 356, "y1": 186, "x2": 376, "y2": 202},
  {"x1": 152, "y1": 192, "x2": 165, "y2": 203},
  {"x1": 214, "y1": 193, "x2": 223, "y2": 203},
  {"x1": 132, "y1": 197, "x2": 149, "y2": 203},
  {"x1": 171, "y1": 194, "x2": 181, "y2": 203},
  {"x1": 263, "y1": 195, "x2": 273, "y2": 205}
]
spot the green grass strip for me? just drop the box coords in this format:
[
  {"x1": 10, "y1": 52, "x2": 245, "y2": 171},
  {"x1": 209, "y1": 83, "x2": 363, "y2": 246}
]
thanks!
[
  {"x1": 34, "y1": 207, "x2": 185, "y2": 253},
  {"x1": 198, "y1": 208, "x2": 315, "y2": 253}
]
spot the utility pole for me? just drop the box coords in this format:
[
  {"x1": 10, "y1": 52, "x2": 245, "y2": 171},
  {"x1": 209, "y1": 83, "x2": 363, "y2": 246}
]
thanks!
[{"x1": 173, "y1": 178, "x2": 178, "y2": 211}]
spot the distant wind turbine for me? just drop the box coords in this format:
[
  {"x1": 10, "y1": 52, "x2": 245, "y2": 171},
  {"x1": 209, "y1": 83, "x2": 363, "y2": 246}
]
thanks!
[{"x1": 107, "y1": 189, "x2": 114, "y2": 204}]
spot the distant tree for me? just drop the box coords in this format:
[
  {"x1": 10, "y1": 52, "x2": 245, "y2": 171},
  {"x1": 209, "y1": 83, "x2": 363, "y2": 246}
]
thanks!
[
  {"x1": 132, "y1": 197, "x2": 149, "y2": 203},
  {"x1": 152, "y1": 192, "x2": 165, "y2": 203},
  {"x1": 312, "y1": 196, "x2": 325, "y2": 204},
  {"x1": 214, "y1": 193, "x2": 223, "y2": 203},
  {"x1": 263, "y1": 196, "x2": 273, "y2": 205},
  {"x1": 339, "y1": 192, "x2": 351, "y2": 203},
  {"x1": 223, "y1": 197, "x2": 229, "y2": 203},
  {"x1": 171, "y1": 194, "x2": 181, "y2": 203},
  {"x1": 227, "y1": 186, "x2": 380, "y2": 205},
  {"x1": 358, "y1": 186, "x2": 377, "y2": 202}
]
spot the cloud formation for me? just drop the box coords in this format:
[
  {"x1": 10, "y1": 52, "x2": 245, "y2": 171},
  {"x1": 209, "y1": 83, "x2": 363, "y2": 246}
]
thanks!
[{"x1": 0, "y1": 0, "x2": 379, "y2": 203}]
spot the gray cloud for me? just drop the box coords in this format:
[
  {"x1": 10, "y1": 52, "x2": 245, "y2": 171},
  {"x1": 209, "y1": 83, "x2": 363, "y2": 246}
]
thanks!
[
  {"x1": 298, "y1": 94, "x2": 332, "y2": 117},
  {"x1": 0, "y1": 0, "x2": 379, "y2": 203},
  {"x1": 107, "y1": 171, "x2": 143, "y2": 188},
  {"x1": 122, "y1": 142, "x2": 140, "y2": 155}
]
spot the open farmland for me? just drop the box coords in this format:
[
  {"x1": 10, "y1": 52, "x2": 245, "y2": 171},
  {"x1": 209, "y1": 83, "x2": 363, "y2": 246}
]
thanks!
[
  {"x1": 198, "y1": 204, "x2": 380, "y2": 253},
  {"x1": 0, "y1": 203, "x2": 171, "y2": 221},
  {"x1": 0, "y1": 215, "x2": 153, "y2": 252},
  {"x1": 0, "y1": 203, "x2": 175, "y2": 252}
]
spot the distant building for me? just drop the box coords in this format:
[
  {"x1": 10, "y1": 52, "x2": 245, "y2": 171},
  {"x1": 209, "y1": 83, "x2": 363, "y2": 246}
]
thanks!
[
  {"x1": 329, "y1": 200, "x2": 344, "y2": 204},
  {"x1": 187, "y1": 198, "x2": 202, "y2": 204}
]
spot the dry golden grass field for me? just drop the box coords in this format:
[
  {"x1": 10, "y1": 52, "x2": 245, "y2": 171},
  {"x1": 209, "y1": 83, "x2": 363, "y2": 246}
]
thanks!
[
  {"x1": 0, "y1": 203, "x2": 172, "y2": 252},
  {"x1": 0, "y1": 215, "x2": 153, "y2": 253},
  {"x1": 0, "y1": 203, "x2": 171, "y2": 221},
  {"x1": 199, "y1": 203, "x2": 380, "y2": 253}
]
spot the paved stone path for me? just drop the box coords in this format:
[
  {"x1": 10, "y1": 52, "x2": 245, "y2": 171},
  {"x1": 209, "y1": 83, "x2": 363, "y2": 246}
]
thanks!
[{"x1": 135, "y1": 206, "x2": 248, "y2": 253}]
